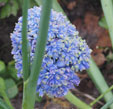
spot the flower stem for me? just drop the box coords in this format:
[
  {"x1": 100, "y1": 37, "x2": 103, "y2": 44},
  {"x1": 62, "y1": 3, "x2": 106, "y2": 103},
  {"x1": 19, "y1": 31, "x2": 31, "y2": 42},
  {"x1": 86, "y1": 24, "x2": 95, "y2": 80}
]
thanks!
[
  {"x1": 22, "y1": 0, "x2": 52, "y2": 109},
  {"x1": 65, "y1": 91, "x2": 91, "y2": 109},
  {"x1": 100, "y1": 0, "x2": 113, "y2": 49},
  {"x1": 87, "y1": 57, "x2": 113, "y2": 109},
  {"x1": 22, "y1": 0, "x2": 30, "y2": 81}
]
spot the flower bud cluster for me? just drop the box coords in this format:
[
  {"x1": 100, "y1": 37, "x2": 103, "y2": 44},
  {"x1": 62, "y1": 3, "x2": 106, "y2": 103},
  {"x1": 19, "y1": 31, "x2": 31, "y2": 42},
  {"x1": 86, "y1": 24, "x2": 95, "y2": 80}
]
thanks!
[{"x1": 11, "y1": 6, "x2": 91, "y2": 97}]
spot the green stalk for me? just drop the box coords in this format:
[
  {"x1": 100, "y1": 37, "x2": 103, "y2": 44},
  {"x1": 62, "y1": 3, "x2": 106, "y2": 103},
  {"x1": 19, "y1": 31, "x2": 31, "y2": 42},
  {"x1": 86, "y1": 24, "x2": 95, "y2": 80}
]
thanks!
[
  {"x1": 101, "y1": 98, "x2": 113, "y2": 109},
  {"x1": 90, "y1": 85, "x2": 113, "y2": 106},
  {"x1": 87, "y1": 58, "x2": 113, "y2": 109},
  {"x1": 65, "y1": 91, "x2": 91, "y2": 109},
  {"x1": 22, "y1": 0, "x2": 52, "y2": 109},
  {"x1": 100, "y1": 0, "x2": 113, "y2": 48},
  {"x1": 22, "y1": 0, "x2": 30, "y2": 81}
]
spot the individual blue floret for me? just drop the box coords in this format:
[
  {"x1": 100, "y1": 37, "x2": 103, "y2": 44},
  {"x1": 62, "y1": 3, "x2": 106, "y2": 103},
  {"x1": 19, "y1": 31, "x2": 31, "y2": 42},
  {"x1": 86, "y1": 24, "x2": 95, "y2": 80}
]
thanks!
[{"x1": 10, "y1": 6, "x2": 91, "y2": 97}]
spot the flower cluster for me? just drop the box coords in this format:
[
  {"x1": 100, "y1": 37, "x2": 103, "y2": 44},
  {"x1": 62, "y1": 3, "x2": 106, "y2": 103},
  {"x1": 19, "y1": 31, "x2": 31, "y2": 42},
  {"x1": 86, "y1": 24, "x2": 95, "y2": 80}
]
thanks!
[{"x1": 10, "y1": 6, "x2": 91, "y2": 97}]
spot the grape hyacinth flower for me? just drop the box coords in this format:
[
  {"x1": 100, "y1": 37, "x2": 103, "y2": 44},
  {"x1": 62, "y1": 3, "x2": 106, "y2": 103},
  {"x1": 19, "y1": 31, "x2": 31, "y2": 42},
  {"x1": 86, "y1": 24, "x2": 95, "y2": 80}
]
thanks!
[{"x1": 10, "y1": 6, "x2": 91, "y2": 97}]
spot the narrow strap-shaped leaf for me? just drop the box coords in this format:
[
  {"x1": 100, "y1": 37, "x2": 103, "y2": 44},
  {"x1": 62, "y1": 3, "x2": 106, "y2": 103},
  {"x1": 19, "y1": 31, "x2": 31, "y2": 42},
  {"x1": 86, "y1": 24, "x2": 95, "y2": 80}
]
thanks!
[
  {"x1": 101, "y1": 98, "x2": 113, "y2": 109},
  {"x1": 87, "y1": 58, "x2": 113, "y2": 109},
  {"x1": 101, "y1": 0, "x2": 113, "y2": 48},
  {"x1": 0, "y1": 98, "x2": 10, "y2": 109},
  {"x1": 35, "y1": 0, "x2": 42, "y2": 5},
  {"x1": 65, "y1": 91, "x2": 91, "y2": 109},
  {"x1": 0, "y1": 78, "x2": 13, "y2": 109}
]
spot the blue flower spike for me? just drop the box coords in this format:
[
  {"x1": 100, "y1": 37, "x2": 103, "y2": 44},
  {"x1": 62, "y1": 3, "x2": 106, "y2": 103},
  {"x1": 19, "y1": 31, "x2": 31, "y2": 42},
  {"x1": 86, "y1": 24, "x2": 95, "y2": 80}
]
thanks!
[{"x1": 10, "y1": 6, "x2": 91, "y2": 97}]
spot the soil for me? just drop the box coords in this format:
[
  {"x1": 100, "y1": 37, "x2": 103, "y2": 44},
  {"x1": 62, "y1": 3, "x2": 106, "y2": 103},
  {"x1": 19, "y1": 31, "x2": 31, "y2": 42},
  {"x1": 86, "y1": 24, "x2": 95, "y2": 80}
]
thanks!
[{"x1": 0, "y1": 0, "x2": 113, "y2": 109}]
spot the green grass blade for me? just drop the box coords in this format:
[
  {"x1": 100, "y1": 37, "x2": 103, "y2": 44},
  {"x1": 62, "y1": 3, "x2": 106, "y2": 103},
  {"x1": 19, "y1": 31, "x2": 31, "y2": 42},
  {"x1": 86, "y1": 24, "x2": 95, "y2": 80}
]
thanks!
[
  {"x1": 22, "y1": 0, "x2": 30, "y2": 81},
  {"x1": 87, "y1": 58, "x2": 113, "y2": 109},
  {"x1": 90, "y1": 85, "x2": 113, "y2": 106},
  {"x1": 65, "y1": 91, "x2": 91, "y2": 109},
  {"x1": 101, "y1": 98, "x2": 113, "y2": 109},
  {"x1": 100, "y1": 0, "x2": 113, "y2": 48},
  {"x1": 22, "y1": 0, "x2": 52, "y2": 109}
]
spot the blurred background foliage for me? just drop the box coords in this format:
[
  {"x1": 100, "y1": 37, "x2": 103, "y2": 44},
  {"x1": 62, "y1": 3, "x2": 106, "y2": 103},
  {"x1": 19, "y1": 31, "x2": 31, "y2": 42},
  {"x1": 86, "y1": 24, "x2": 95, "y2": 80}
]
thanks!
[
  {"x1": 0, "y1": 0, "x2": 37, "y2": 19},
  {"x1": 0, "y1": 60, "x2": 19, "y2": 99}
]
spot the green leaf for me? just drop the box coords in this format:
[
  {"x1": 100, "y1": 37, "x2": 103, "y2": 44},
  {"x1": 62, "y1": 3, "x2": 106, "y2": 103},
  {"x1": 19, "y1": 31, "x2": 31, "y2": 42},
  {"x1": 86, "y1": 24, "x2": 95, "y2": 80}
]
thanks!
[
  {"x1": 10, "y1": 0, "x2": 19, "y2": 16},
  {"x1": 35, "y1": 0, "x2": 42, "y2": 6},
  {"x1": 17, "y1": 0, "x2": 22, "y2": 8},
  {"x1": 101, "y1": 98, "x2": 113, "y2": 109},
  {"x1": 29, "y1": 0, "x2": 37, "y2": 8},
  {"x1": 0, "y1": 77, "x2": 6, "y2": 92},
  {"x1": 100, "y1": 0, "x2": 113, "y2": 48},
  {"x1": 8, "y1": 61, "x2": 15, "y2": 67},
  {"x1": 0, "y1": 0, "x2": 8, "y2": 4},
  {"x1": 0, "y1": 3, "x2": 11, "y2": 19},
  {"x1": 0, "y1": 61, "x2": 5, "y2": 74},
  {"x1": 106, "y1": 52, "x2": 113, "y2": 61},
  {"x1": 0, "y1": 98, "x2": 10, "y2": 109},
  {"x1": 0, "y1": 78, "x2": 13, "y2": 109},
  {"x1": 99, "y1": 16, "x2": 108, "y2": 29},
  {"x1": 7, "y1": 66, "x2": 18, "y2": 80},
  {"x1": 5, "y1": 79, "x2": 18, "y2": 99},
  {"x1": 52, "y1": 0, "x2": 64, "y2": 13},
  {"x1": 0, "y1": 0, "x2": 19, "y2": 19},
  {"x1": 35, "y1": 93, "x2": 42, "y2": 102},
  {"x1": 87, "y1": 58, "x2": 113, "y2": 108},
  {"x1": 90, "y1": 85, "x2": 113, "y2": 106},
  {"x1": 65, "y1": 91, "x2": 91, "y2": 109},
  {"x1": 7, "y1": 61, "x2": 18, "y2": 80}
]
